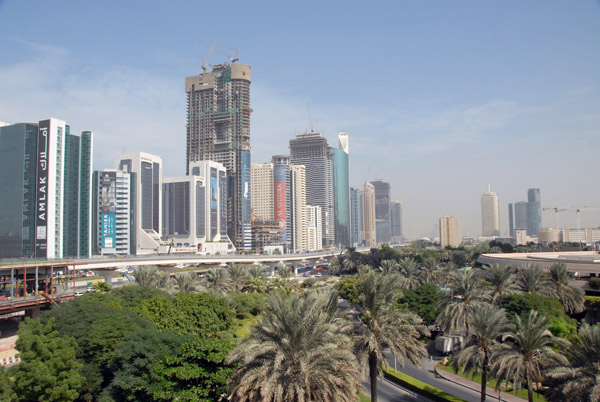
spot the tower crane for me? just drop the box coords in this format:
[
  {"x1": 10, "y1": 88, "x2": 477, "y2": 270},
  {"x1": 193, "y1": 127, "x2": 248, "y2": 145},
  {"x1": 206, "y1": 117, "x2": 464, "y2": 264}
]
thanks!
[
  {"x1": 199, "y1": 38, "x2": 217, "y2": 72},
  {"x1": 199, "y1": 39, "x2": 239, "y2": 64},
  {"x1": 542, "y1": 207, "x2": 567, "y2": 228}
]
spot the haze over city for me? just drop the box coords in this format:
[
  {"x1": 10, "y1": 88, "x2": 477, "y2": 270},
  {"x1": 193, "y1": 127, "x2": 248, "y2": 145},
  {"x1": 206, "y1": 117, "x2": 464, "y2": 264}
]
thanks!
[{"x1": 0, "y1": 0, "x2": 598, "y2": 238}]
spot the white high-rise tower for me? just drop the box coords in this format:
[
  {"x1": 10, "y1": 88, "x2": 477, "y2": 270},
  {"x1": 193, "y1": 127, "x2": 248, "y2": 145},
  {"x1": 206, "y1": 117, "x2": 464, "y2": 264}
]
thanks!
[{"x1": 481, "y1": 185, "x2": 500, "y2": 237}]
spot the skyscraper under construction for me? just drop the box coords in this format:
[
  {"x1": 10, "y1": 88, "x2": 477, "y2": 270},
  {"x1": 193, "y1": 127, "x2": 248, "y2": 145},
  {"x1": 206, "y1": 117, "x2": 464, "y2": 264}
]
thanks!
[{"x1": 185, "y1": 62, "x2": 252, "y2": 249}]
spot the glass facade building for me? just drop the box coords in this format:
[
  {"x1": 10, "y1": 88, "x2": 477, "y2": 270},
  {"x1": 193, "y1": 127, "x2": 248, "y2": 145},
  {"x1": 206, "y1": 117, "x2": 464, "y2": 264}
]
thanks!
[
  {"x1": 527, "y1": 188, "x2": 542, "y2": 236},
  {"x1": 370, "y1": 180, "x2": 391, "y2": 244},
  {"x1": 350, "y1": 187, "x2": 362, "y2": 246},
  {"x1": 332, "y1": 133, "x2": 350, "y2": 248}
]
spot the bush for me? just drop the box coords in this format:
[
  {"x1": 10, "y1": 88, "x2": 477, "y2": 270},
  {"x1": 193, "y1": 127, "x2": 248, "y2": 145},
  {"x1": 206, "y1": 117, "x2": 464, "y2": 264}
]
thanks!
[
  {"x1": 229, "y1": 293, "x2": 266, "y2": 318},
  {"x1": 588, "y1": 277, "x2": 600, "y2": 290}
]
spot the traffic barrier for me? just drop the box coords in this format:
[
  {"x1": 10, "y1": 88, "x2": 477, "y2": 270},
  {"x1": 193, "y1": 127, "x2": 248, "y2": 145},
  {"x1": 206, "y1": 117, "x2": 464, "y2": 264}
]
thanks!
[{"x1": 1, "y1": 355, "x2": 20, "y2": 366}]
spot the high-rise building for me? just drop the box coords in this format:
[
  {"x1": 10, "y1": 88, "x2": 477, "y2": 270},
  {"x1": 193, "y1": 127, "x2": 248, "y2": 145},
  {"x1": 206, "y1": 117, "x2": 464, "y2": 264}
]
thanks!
[
  {"x1": 185, "y1": 63, "x2": 252, "y2": 249},
  {"x1": 305, "y1": 205, "x2": 322, "y2": 251},
  {"x1": 350, "y1": 187, "x2": 362, "y2": 246},
  {"x1": 370, "y1": 180, "x2": 391, "y2": 244},
  {"x1": 439, "y1": 215, "x2": 461, "y2": 248},
  {"x1": 289, "y1": 132, "x2": 334, "y2": 246},
  {"x1": 289, "y1": 164, "x2": 307, "y2": 253},
  {"x1": 116, "y1": 152, "x2": 163, "y2": 254},
  {"x1": 332, "y1": 132, "x2": 350, "y2": 248},
  {"x1": 63, "y1": 128, "x2": 93, "y2": 258},
  {"x1": 514, "y1": 201, "x2": 528, "y2": 231},
  {"x1": 0, "y1": 122, "x2": 40, "y2": 258},
  {"x1": 481, "y1": 185, "x2": 500, "y2": 237},
  {"x1": 508, "y1": 203, "x2": 515, "y2": 238},
  {"x1": 361, "y1": 183, "x2": 376, "y2": 247},
  {"x1": 527, "y1": 188, "x2": 542, "y2": 236},
  {"x1": 250, "y1": 162, "x2": 274, "y2": 222},
  {"x1": 92, "y1": 170, "x2": 136, "y2": 256},
  {"x1": 390, "y1": 200, "x2": 403, "y2": 243},
  {"x1": 272, "y1": 155, "x2": 290, "y2": 246}
]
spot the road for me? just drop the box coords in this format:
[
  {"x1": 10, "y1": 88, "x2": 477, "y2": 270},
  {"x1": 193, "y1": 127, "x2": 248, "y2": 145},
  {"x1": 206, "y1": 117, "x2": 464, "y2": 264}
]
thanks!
[{"x1": 362, "y1": 377, "x2": 433, "y2": 402}]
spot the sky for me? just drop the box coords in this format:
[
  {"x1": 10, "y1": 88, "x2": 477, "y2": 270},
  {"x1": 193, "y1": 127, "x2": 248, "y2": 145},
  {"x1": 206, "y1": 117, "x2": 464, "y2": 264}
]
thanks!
[{"x1": 0, "y1": 0, "x2": 599, "y2": 239}]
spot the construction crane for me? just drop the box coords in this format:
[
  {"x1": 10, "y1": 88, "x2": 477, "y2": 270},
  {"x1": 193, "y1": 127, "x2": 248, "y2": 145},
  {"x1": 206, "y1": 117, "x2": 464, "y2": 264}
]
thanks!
[
  {"x1": 542, "y1": 207, "x2": 567, "y2": 228},
  {"x1": 199, "y1": 39, "x2": 239, "y2": 64},
  {"x1": 199, "y1": 38, "x2": 217, "y2": 72}
]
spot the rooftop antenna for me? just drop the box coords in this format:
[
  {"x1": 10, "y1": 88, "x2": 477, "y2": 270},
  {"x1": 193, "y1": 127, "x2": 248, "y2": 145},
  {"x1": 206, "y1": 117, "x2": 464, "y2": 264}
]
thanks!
[
  {"x1": 199, "y1": 38, "x2": 218, "y2": 72},
  {"x1": 306, "y1": 102, "x2": 314, "y2": 133}
]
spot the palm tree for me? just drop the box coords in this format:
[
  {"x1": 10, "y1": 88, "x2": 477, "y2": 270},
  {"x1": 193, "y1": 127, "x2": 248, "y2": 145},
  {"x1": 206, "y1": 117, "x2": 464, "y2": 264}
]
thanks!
[
  {"x1": 201, "y1": 268, "x2": 232, "y2": 295},
  {"x1": 546, "y1": 323, "x2": 600, "y2": 402},
  {"x1": 452, "y1": 304, "x2": 512, "y2": 402},
  {"x1": 277, "y1": 265, "x2": 292, "y2": 279},
  {"x1": 420, "y1": 256, "x2": 440, "y2": 285},
  {"x1": 248, "y1": 265, "x2": 266, "y2": 279},
  {"x1": 355, "y1": 270, "x2": 427, "y2": 402},
  {"x1": 397, "y1": 256, "x2": 422, "y2": 290},
  {"x1": 227, "y1": 291, "x2": 360, "y2": 402},
  {"x1": 492, "y1": 310, "x2": 569, "y2": 402},
  {"x1": 173, "y1": 272, "x2": 200, "y2": 293},
  {"x1": 436, "y1": 269, "x2": 489, "y2": 336},
  {"x1": 244, "y1": 277, "x2": 267, "y2": 294},
  {"x1": 515, "y1": 263, "x2": 552, "y2": 296},
  {"x1": 547, "y1": 262, "x2": 584, "y2": 314},
  {"x1": 228, "y1": 264, "x2": 249, "y2": 293},
  {"x1": 132, "y1": 265, "x2": 170, "y2": 289},
  {"x1": 378, "y1": 259, "x2": 399, "y2": 275},
  {"x1": 479, "y1": 264, "x2": 517, "y2": 304}
]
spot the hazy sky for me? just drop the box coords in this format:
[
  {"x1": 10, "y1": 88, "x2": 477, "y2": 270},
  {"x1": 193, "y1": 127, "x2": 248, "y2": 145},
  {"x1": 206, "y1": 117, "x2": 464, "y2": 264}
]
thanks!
[{"x1": 0, "y1": 0, "x2": 599, "y2": 238}]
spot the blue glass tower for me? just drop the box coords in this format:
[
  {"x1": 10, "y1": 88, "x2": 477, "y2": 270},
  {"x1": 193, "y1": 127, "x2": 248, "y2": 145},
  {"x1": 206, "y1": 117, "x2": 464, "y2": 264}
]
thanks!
[{"x1": 332, "y1": 133, "x2": 350, "y2": 248}]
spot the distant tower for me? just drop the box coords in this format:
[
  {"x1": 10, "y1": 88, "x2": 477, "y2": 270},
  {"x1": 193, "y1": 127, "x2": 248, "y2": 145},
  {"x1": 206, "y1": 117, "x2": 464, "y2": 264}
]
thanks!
[
  {"x1": 185, "y1": 62, "x2": 252, "y2": 249},
  {"x1": 370, "y1": 180, "x2": 391, "y2": 244},
  {"x1": 250, "y1": 162, "x2": 274, "y2": 223},
  {"x1": 289, "y1": 132, "x2": 335, "y2": 246},
  {"x1": 481, "y1": 185, "x2": 500, "y2": 237},
  {"x1": 350, "y1": 187, "x2": 363, "y2": 246},
  {"x1": 508, "y1": 203, "x2": 515, "y2": 238},
  {"x1": 361, "y1": 183, "x2": 376, "y2": 247},
  {"x1": 514, "y1": 201, "x2": 528, "y2": 231},
  {"x1": 527, "y1": 188, "x2": 542, "y2": 236},
  {"x1": 439, "y1": 216, "x2": 461, "y2": 248},
  {"x1": 332, "y1": 132, "x2": 350, "y2": 248},
  {"x1": 390, "y1": 200, "x2": 403, "y2": 243}
]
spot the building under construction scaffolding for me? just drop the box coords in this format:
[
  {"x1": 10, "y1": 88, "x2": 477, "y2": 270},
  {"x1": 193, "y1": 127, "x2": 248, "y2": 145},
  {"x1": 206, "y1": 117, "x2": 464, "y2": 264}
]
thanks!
[{"x1": 185, "y1": 62, "x2": 253, "y2": 251}]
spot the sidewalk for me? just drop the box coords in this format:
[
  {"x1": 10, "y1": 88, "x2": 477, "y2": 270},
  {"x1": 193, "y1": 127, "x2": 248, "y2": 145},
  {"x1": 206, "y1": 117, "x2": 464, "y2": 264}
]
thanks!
[{"x1": 431, "y1": 362, "x2": 526, "y2": 402}]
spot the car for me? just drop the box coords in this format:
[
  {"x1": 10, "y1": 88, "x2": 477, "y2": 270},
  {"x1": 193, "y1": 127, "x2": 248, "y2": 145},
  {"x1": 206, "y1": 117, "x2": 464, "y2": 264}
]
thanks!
[{"x1": 74, "y1": 291, "x2": 84, "y2": 297}]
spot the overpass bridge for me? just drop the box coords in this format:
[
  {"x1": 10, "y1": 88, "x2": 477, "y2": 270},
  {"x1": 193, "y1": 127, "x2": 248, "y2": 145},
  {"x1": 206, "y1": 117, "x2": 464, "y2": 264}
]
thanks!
[{"x1": 0, "y1": 249, "x2": 358, "y2": 316}]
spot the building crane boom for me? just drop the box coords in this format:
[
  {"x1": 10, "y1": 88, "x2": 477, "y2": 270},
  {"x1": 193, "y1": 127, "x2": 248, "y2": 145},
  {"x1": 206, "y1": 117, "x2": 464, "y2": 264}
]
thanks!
[{"x1": 199, "y1": 38, "x2": 218, "y2": 72}]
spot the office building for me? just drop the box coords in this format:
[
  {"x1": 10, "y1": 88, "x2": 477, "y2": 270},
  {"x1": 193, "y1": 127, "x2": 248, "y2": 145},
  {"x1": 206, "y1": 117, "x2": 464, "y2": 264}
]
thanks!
[
  {"x1": 527, "y1": 188, "x2": 542, "y2": 236},
  {"x1": 163, "y1": 161, "x2": 231, "y2": 254},
  {"x1": 514, "y1": 201, "x2": 528, "y2": 231},
  {"x1": 305, "y1": 205, "x2": 322, "y2": 251},
  {"x1": 332, "y1": 132, "x2": 350, "y2": 248},
  {"x1": 350, "y1": 187, "x2": 362, "y2": 246},
  {"x1": 116, "y1": 152, "x2": 163, "y2": 254},
  {"x1": 481, "y1": 185, "x2": 500, "y2": 237},
  {"x1": 272, "y1": 155, "x2": 290, "y2": 246},
  {"x1": 185, "y1": 63, "x2": 252, "y2": 249},
  {"x1": 289, "y1": 132, "x2": 334, "y2": 246},
  {"x1": 63, "y1": 128, "x2": 93, "y2": 258},
  {"x1": 508, "y1": 203, "x2": 515, "y2": 238},
  {"x1": 515, "y1": 229, "x2": 528, "y2": 245},
  {"x1": 92, "y1": 170, "x2": 136, "y2": 256},
  {"x1": 370, "y1": 180, "x2": 391, "y2": 244},
  {"x1": 0, "y1": 118, "x2": 94, "y2": 259},
  {"x1": 390, "y1": 200, "x2": 403, "y2": 243},
  {"x1": 250, "y1": 162, "x2": 274, "y2": 222},
  {"x1": 361, "y1": 183, "x2": 376, "y2": 247},
  {"x1": 439, "y1": 215, "x2": 461, "y2": 248}
]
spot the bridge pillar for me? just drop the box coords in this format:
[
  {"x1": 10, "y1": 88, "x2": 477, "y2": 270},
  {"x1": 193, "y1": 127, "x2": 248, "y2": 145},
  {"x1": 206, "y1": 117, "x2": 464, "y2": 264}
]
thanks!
[
  {"x1": 25, "y1": 306, "x2": 40, "y2": 319},
  {"x1": 93, "y1": 268, "x2": 117, "y2": 286}
]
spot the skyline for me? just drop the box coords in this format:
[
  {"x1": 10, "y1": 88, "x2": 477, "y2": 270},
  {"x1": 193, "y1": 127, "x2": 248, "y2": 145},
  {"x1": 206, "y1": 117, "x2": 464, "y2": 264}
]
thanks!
[{"x1": 0, "y1": 0, "x2": 599, "y2": 238}]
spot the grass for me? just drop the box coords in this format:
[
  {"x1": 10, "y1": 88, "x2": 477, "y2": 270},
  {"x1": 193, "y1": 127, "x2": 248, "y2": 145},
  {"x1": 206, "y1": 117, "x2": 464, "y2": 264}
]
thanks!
[
  {"x1": 384, "y1": 366, "x2": 467, "y2": 402},
  {"x1": 233, "y1": 316, "x2": 257, "y2": 338},
  {"x1": 358, "y1": 392, "x2": 370, "y2": 401},
  {"x1": 437, "y1": 364, "x2": 546, "y2": 401}
]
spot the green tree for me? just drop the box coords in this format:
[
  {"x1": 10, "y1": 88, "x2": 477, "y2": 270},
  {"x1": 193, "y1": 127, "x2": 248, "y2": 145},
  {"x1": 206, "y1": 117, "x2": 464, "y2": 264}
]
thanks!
[
  {"x1": 546, "y1": 324, "x2": 600, "y2": 402},
  {"x1": 355, "y1": 271, "x2": 427, "y2": 402},
  {"x1": 12, "y1": 318, "x2": 85, "y2": 402},
  {"x1": 132, "y1": 265, "x2": 170, "y2": 288},
  {"x1": 173, "y1": 272, "x2": 201, "y2": 293},
  {"x1": 153, "y1": 337, "x2": 234, "y2": 402},
  {"x1": 398, "y1": 284, "x2": 444, "y2": 325},
  {"x1": 515, "y1": 263, "x2": 552, "y2": 295},
  {"x1": 492, "y1": 310, "x2": 569, "y2": 402},
  {"x1": 547, "y1": 262, "x2": 584, "y2": 314},
  {"x1": 243, "y1": 277, "x2": 267, "y2": 294},
  {"x1": 92, "y1": 281, "x2": 111, "y2": 293},
  {"x1": 101, "y1": 330, "x2": 189, "y2": 402},
  {"x1": 248, "y1": 265, "x2": 266, "y2": 279},
  {"x1": 452, "y1": 304, "x2": 512, "y2": 402},
  {"x1": 228, "y1": 292, "x2": 266, "y2": 319},
  {"x1": 277, "y1": 265, "x2": 292, "y2": 279},
  {"x1": 378, "y1": 259, "x2": 399, "y2": 275},
  {"x1": 419, "y1": 256, "x2": 441, "y2": 285},
  {"x1": 337, "y1": 277, "x2": 360, "y2": 305},
  {"x1": 227, "y1": 291, "x2": 360, "y2": 402},
  {"x1": 0, "y1": 366, "x2": 15, "y2": 402},
  {"x1": 397, "y1": 256, "x2": 422, "y2": 290}
]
